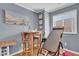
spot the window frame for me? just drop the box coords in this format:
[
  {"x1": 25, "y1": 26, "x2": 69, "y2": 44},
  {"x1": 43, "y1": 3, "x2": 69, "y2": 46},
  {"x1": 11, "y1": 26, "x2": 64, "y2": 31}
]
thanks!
[{"x1": 52, "y1": 9, "x2": 77, "y2": 34}]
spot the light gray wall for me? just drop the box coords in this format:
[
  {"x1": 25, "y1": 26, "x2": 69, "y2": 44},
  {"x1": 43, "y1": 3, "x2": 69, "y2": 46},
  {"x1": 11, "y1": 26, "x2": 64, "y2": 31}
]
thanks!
[
  {"x1": 0, "y1": 3, "x2": 38, "y2": 54},
  {"x1": 49, "y1": 3, "x2": 79, "y2": 52}
]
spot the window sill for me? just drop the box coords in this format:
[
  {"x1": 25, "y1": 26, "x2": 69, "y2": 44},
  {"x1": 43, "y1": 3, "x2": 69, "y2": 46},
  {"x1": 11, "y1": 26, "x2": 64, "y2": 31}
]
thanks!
[{"x1": 63, "y1": 32, "x2": 77, "y2": 34}]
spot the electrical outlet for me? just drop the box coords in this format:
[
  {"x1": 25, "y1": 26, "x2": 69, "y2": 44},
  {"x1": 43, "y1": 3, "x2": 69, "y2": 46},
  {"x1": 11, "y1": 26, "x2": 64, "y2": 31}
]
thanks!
[{"x1": 64, "y1": 42, "x2": 67, "y2": 46}]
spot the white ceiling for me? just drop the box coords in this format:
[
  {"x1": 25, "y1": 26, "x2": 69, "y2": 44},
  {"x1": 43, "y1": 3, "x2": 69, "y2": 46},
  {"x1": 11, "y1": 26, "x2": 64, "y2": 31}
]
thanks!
[{"x1": 15, "y1": 3, "x2": 76, "y2": 12}]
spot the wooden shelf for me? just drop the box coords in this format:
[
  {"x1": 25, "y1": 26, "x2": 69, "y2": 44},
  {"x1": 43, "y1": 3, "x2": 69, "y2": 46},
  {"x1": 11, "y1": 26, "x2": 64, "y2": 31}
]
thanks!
[
  {"x1": 38, "y1": 18, "x2": 43, "y2": 20},
  {"x1": 21, "y1": 32, "x2": 42, "y2": 56},
  {"x1": 0, "y1": 40, "x2": 16, "y2": 47}
]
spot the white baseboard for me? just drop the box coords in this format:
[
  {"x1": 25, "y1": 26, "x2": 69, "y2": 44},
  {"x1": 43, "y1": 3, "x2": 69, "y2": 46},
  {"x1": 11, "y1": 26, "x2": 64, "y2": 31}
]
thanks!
[
  {"x1": 10, "y1": 50, "x2": 23, "y2": 56},
  {"x1": 10, "y1": 49, "x2": 79, "y2": 56},
  {"x1": 64, "y1": 49, "x2": 79, "y2": 55}
]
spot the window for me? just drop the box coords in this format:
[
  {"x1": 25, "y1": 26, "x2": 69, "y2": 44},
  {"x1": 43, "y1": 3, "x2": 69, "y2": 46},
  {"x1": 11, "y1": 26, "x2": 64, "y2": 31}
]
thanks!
[{"x1": 53, "y1": 9, "x2": 77, "y2": 34}]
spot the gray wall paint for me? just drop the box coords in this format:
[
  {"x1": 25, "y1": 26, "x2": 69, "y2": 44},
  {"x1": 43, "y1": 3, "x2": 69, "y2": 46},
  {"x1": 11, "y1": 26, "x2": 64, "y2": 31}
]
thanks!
[
  {"x1": 0, "y1": 3, "x2": 38, "y2": 54},
  {"x1": 49, "y1": 13, "x2": 53, "y2": 30},
  {"x1": 49, "y1": 3, "x2": 79, "y2": 52}
]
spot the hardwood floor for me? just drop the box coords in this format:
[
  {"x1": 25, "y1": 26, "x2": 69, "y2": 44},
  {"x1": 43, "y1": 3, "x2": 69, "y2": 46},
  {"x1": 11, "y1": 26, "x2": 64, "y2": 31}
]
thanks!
[{"x1": 15, "y1": 47, "x2": 39, "y2": 56}]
